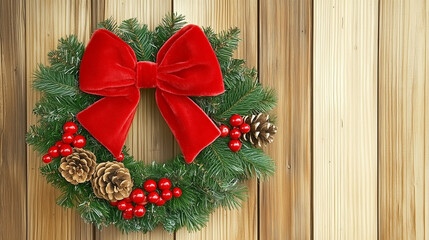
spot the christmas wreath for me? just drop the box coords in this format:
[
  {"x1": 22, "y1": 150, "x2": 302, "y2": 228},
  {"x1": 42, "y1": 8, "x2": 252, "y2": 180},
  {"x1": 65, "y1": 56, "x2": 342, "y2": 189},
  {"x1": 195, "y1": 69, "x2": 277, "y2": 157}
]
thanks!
[{"x1": 27, "y1": 14, "x2": 277, "y2": 233}]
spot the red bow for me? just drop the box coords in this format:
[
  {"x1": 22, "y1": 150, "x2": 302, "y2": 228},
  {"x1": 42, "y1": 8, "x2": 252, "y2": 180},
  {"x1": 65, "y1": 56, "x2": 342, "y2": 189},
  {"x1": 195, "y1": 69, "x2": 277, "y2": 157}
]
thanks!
[{"x1": 77, "y1": 25, "x2": 224, "y2": 163}]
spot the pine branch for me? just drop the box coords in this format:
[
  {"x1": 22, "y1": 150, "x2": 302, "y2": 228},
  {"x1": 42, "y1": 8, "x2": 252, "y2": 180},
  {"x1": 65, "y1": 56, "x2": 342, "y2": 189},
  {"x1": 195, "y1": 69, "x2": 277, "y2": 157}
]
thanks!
[
  {"x1": 237, "y1": 142, "x2": 276, "y2": 179},
  {"x1": 97, "y1": 17, "x2": 119, "y2": 35},
  {"x1": 119, "y1": 18, "x2": 154, "y2": 61},
  {"x1": 33, "y1": 65, "x2": 79, "y2": 97},
  {"x1": 216, "y1": 78, "x2": 277, "y2": 120},
  {"x1": 47, "y1": 35, "x2": 85, "y2": 75},
  {"x1": 154, "y1": 13, "x2": 186, "y2": 50},
  {"x1": 198, "y1": 138, "x2": 244, "y2": 179}
]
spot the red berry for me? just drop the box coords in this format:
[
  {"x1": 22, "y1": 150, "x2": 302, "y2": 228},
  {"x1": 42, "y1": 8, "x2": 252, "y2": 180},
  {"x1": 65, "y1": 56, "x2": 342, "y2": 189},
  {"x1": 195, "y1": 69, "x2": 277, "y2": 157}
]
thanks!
[
  {"x1": 172, "y1": 187, "x2": 182, "y2": 197},
  {"x1": 240, "y1": 123, "x2": 250, "y2": 134},
  {"x1": 62, "y1": 133, "x2": 74, "y2": 144},
  {"x1": 63, "y1": 122, "x2": 78, "y2": 134},
  {"x1": 161, "y1": 190, "x2": 172, "y2": 200},
  {"x1": 148, "y1": 192, "x2": 160, "y2": 203},
  {"x1": 42, "y1": 154, "x2": 52, "y2": 163},
  {"x1": 72, "y1": 135, "x2": 86, "y2": 148},
  {"x1": 133, "y1": 205, "x2": 146, "y2": 217},
  {"x1": 123, "y1": 197, "x2": 132, "y2": 203},
  {"x1": 155, "y1": 198, "x2": 166, "y2": 206},
  {"x1": 60, "y1": 144, "x2": 73, "y2": 157},
  {"x1": 116, "y1": 153, "x2": 124, "y2": 162},
  {"x1": 124, "y1": 203, "x2": 134, "y2": 213},
  {"x1": 230, "y1": 128, "x2": 241, "y2": 140},
  {"x1": 219, "y1": 125, "x2": 230, "y2": 137},
  {"x1": 48, "y1": 146, "x2": 60, "y2": 158},
  {"x1": 122, "y1": 211, "x2": 133, "y2": 220},
  {"x1": 158, "y1": 178, "x2": 171, "y2": 190},
  {"x1": 117, "y1": 200, "x2": 127, "y2": 211},
  {"x1": 229, "y1": 114, "x2": 243, "y2": 127},
  {"x1": 131, "y1": 189, "x2": 145, "y2": 204},
  {"x1": 110, "y1": 201, "x2": 118, "y2": 206},
  {"x1": 228, "y1": 140, "x2": 242, "y2": 152},
  {"x1": 136, "y1": 195, "x2": 148, "y2": 206},
  {"x1": 144, "y1": 179, "x2": 157, "y2": 192},
  {"x1": 55, "y1": 141, "x2": 63, "y2": 148}
]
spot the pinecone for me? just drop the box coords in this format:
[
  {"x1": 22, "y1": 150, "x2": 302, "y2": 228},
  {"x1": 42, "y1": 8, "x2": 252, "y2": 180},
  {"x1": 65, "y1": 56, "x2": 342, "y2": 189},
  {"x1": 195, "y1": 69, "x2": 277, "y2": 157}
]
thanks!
[
  {"x1": 90, "y1": 161, "x2": 133, "y2": 201},
  {"x1": 59, "y1": 148, "x2": 97, "y2": 185},
  {"x1": 241, "y1": 113, "x2": 277, "y2": 148}
]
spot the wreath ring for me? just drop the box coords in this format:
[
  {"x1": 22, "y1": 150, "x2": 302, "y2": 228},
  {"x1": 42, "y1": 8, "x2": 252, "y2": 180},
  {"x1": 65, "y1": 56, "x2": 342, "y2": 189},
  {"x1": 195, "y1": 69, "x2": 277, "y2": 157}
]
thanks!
[{"x1": 27, "y1": 14, "x2": 277, "y2": 233}]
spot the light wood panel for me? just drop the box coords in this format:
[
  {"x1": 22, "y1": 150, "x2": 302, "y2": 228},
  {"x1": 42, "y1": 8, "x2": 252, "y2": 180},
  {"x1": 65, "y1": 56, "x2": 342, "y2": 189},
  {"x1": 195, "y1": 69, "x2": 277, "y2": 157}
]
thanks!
[
  {"x1": 93, "y1": 1, "x2": 173, "y2": 240},
  {"x1": 313, "y1": 1, "x2": 378, "y2": 239},
  {"x1": 0, "y1": 0, "x2": 27, "y2": 239},
  {"x1": 25, "y1": 1, "x2": 93, "y2": 239},
  {"x1": 259, "y1": 0, "x2": 312, "y2": 239},
  {"x1": 378, "y1": 1, "x2": 429, "y2": 239},
  {"x1": 173, "y1": 1, "x2": 258, "y2": 239}
]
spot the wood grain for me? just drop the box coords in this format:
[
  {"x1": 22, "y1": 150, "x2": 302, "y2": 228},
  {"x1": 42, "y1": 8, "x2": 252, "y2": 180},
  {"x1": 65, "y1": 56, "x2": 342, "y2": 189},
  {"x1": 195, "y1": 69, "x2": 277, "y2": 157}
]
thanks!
[
  {"x1": 25, "y1": 1, "x2": 93, "y2": 239},
  {"x1": 93, "y1": 1, "x2": 174, "y2": 240},
  {"x1": 313, "y1": 1, "x2": 378, "y2": 239},
  {"x1": 173, "y1": 0, "x2": 258, "y2": 239},
  {"x1": 258, "y1": 0, "x2": 312, "y2": 239},
  {"x1": 378, "y1": 1, "x2": 429, "y2": 239},
  {"x1": 0, "y1": 0, "x2": 27, "y2": 239}
]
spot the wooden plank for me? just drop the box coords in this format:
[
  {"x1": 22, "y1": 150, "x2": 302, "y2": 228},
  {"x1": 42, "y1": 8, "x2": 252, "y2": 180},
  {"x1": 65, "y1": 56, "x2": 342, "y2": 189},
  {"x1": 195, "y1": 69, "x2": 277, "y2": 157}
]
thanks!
[
  {"x1": 313, "y1": 1, "x2": 378, "y2": 239},
  {"x1": 378, "y1": 1, "x2": 429, "y2": 239},
  {"x1": 173, "y1": 0, "x2": 258, "y2": 239},
  {"x1": 26, "y1": 1, "x2": 93, "y2": 239},
  {"x1": 0, "y1": 0, "x2": 27, "y2": 239},
  {"x1": 259, "y1": 0, "x2": 312, "y2": 239},
  {"x1": 93, "y1": 1, "x2": 174, "y2": 239}
]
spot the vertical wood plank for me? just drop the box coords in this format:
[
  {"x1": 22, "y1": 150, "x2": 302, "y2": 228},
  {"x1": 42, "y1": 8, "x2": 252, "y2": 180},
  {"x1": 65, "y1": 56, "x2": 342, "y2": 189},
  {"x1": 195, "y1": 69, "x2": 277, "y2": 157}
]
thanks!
[
  {"x1": 0, "y1": 0, "x2": 27, "y2": 239},
  {"x1": 26, "y1": 1, "x2": 93, "y2": 239},
  {"x1": 93, "y1": 1, "x2": 174, "y2": 239},
  {"x1": 259, "y1": 0, "x2": 312, "y2": 239},
  {"x1": 379, "y1": 1, "x2": 429, "y2": 239},
  {"x1": 313, "y1": 1, "x2": 378, "y2": 239},
  {"x1": 173, "y1": 1, "x2": 258, "y2": 239}
]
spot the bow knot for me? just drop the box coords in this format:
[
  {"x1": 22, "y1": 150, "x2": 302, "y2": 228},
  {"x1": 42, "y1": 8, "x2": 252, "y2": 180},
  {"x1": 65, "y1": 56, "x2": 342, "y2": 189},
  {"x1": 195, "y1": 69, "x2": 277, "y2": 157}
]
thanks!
[
  {"x1": 77, "y1": 25, "x2": 224, "y2": 163},
  {"x1": 136, "y1": 61, "x2": 157, "y2": 88}
]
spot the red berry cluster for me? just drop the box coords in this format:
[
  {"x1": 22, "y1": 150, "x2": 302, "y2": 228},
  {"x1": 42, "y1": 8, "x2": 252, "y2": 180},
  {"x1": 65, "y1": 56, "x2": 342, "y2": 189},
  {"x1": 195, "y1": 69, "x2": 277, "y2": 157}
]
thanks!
[
  {"x1": 219, "y1": 114, "x2": 250, "y2": 152},
  {"x1": 42, "y1": 122, "x2": 87, "y2": 163},
  {"x1": 111, "y1": 178, "x2": 182, "y2": 220}
]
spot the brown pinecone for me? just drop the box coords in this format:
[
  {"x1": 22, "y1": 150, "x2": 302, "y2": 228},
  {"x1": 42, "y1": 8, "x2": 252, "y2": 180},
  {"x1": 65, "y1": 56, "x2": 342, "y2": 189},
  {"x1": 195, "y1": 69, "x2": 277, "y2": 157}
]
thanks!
[
  {"x1": 241, "y1": 113, "x2": 277, "y2": 148},
  {"x1": 59, "y1": 148, "x2": 97, "y2": 185},
  {"x1": 90, "y1": 161, "x2": 133, "y2": 201}
]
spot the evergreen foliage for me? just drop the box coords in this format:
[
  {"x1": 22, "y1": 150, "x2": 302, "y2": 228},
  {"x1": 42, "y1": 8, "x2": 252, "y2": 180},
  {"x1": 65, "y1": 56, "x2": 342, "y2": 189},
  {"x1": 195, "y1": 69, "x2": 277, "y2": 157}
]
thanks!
[{"x1": 27, "y1": 14, "x2": 277, "y2": 233}]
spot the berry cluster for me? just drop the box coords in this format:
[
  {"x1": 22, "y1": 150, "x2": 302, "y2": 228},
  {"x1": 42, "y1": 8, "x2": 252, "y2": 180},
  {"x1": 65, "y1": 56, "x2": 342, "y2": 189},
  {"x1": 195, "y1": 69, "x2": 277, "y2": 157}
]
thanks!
[
  {"x1": 111, "y1": 178, "x2": 182, "y2": 220},
  {"x1": 219, "y1": 114, "x2": 250, "y2": 152},
  {"x1": 42, "y1": 122, "x2": 87, "y2": 163}
]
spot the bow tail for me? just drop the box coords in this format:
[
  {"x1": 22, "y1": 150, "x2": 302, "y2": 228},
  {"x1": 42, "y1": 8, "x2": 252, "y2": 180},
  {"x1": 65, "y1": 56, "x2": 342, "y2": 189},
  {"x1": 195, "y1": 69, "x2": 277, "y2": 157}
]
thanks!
[
  {"x1": 156, "y1": 91, "x2": 221, "y2": 163},
  {"x1": 77, "y1": 90, "x2": 140, "y2": 158}
]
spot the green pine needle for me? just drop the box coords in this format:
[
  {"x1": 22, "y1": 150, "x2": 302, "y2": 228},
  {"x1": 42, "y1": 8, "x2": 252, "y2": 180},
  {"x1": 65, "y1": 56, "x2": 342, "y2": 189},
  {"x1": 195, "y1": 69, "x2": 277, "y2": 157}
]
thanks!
[{"x1": 33, "y1": 65, "x2": 79, "y2": 97}]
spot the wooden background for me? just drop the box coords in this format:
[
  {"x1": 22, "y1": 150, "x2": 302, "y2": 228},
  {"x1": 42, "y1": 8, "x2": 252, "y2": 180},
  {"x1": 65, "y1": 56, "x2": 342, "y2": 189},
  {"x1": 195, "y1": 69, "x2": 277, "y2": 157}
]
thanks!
[{"x1": 0, "y1": 0, "x2": 428, "y2": 239}]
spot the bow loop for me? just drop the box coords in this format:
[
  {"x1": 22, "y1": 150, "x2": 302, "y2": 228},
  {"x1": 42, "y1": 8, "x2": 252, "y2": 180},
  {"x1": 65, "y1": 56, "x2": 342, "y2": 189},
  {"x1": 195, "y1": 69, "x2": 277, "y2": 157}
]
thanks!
[{"x1": 77, "y1": 25, "x2": 224, "y2": 163}]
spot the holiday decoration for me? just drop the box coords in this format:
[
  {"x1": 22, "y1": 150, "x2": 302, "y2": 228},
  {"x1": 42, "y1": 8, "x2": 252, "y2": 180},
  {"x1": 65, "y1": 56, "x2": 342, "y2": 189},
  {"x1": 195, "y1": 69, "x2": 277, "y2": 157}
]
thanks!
[
  {"x1": 91, "y1": 161, "x2": 133, "y2": 201},
  {"x1": 59, "y1": 148, "x2": 97, "y2": 185},
  {"x1": 48, "y1": 146, "x2": 60, "y2": 158},
  {"x1": 63, "y1": 122, "x2": 78, "y2": 134},
  {"x1": 219, "y1": 125, "x2": 230, "y2": 137},
  {"x1": 59, "y1": 144, "x2": 73, "y2": 157},
  {"x1": 42, "y1": 154, "x2": 52, "y2": 163},
  {"x1": 72, "y1": 135, "x2": 86, "y2": 148},
  {"x1": 27, "y1": 14, "x2": 278, "y2": 233},
  {"x1": 241, "y1": 113, "x2": 278, "y2": 148},
  {"x1": 229, "y1": 114, "x2": 243, "y2": 127}
]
